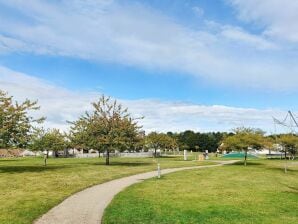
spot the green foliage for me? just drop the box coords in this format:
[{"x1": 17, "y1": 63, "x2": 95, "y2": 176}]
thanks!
[
  {"x1": 146, "y1": 132, "x2": 178, "y2": 156},
  {"x1": 279, "y1": 134, "x2": 298, "y2": 159},
  {"x1": 222, "y1": 128, "x2": 265, "y2": 152},
  {"x1": 29, "y1": 129, "x2": 67, "y2": 156},
  {"x1": 0, "y1": 90, "x2": 44, "y2": 149},
  {"x1": 173, "y1": 131, "x2": 226, "y2": 152},
  {"x1": 221, "y1": 127, "x2": 266, "y2": 165},
  {"x1": 69, "y1": 95, "x2": 142, "y2": 164}
]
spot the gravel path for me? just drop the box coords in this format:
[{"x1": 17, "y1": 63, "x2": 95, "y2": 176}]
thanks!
[{"x1": 34, "y1": 160, "x2": 236, "y2": 224}]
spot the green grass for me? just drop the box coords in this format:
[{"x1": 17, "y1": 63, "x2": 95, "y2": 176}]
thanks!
[
  {"x1": 0, "y1": 156, "x2": 214, "y2": 224},
  {"x1": 103, "y1": 159, "x2": 298, "y2": 224}
]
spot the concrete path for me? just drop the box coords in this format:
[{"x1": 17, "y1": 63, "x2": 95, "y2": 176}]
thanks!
[{"x1": 35, "y1": 160, "x2": 236, "y2": 224}]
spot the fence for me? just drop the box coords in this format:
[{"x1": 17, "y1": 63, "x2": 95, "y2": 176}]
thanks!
[{"x1": 75, "y1": 152, "x2": 153, "y2": 158}]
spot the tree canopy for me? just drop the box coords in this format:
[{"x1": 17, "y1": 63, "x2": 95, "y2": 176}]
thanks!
[
  {"x1": 146, "y1": 132, "x2": 177, "y2": 157},
  {"x1": 0, "y1": 90, "x2": 44, "y2": 149},
  {"x1": 69, "y1": 95, "x2": 142, "y2": 165},
  {"x1": 221, "y1": 127, "x2": 266, "y2": 165},
  {"x1": 279, "y1": 134, "x2": 298, "y2": 160},
  {"x1": 29, "y1": 128, "x2": 67, "y2": 157}
]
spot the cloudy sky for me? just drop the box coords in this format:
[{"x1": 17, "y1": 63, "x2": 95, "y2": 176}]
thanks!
[{"x1": 0, "y1": 0, "x2": 297, "y2": 133}]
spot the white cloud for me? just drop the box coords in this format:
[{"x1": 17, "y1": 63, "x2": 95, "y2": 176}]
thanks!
[
  {"x1": 220, "y1": 26, "x2": 278, "y2": 50},
  {"x1": 0, "y1": 0, "x2": 297, "y2": 91},
  {"x1": 227, "y1": 0, "x2": 298, "y2": 43},
  {"x1": 192, "y1": 6, "x2": 204, "y2": 17},
  {"x1": 0, "y1": 66, "x2": 291, "y2": 133}
]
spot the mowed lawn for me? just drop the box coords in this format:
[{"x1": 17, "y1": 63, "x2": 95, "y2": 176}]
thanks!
[
  {"x1": 0, "y1": 155, "x2": 214, "y2": 224},
  {"x1": 103, "y1": 160, "x2": 298, "y2": 224}
]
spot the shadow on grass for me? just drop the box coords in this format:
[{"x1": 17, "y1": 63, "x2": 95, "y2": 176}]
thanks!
[
  {"x1": 59, "y1": 160, "x2": 154, "y2": 167},
  {"x1": 226, "y1": 161, "x2": 263, "y2": 166},
  {"x1": 265, "y1": 167, "x2": 298, "y2": 173},
  {"x1": 0, "y1": 159, "x2": 21, "y2": 163},
  {"x1": 0, "y1": 162, "x2": 152, "y2": 173},
  {"x1": 0, "y1": 165, "x2": 65, "y2": 173},
  {"x1": 283, "y1": 184, "x2": 298, "y2": 192},
  {"x1": 108, "y1": 161, "x2": 153, "y2": 167}
]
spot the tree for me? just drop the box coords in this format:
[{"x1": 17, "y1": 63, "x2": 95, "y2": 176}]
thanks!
[
  {"x1": 70, "y1": 95, "x2": 142, "y2": 165},
  {"x1": 176, "y1": 131, "x2": 225, "y2": 152},
  {"x1": 146, "y1": 132, "x2": 177, "y2": 157},
  {"x1": 146, "y1": 132, "x2": 161, "y2": 157},
  {"x1": 221, "y1": 127, "x2": 265, "y2": 166},
  {"x1": 279, "y1": 134, "x2": 298, "y2": 160},
  {"x1": 30, "y1": 129, "x2": 67, "y2": 155},
  {"x1": 177, "y1": 130, "x2": 198, "y2": 150},
  {"x1": 0, "y1": 90, "x2": 45, "y2": 149}
]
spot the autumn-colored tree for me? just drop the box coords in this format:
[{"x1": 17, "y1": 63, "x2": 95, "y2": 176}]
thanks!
[
  {"x1": 146, "y1": 132, "x2": 178, "y2": 157},
  {"x1": 70, "y1": 95, "x2": 142, "y2": 165},
  {"x1": 0, "y1": 90, "x2": 44, "y2": 149},
  {"x1": 221, "y1": 127, "x2": 265, "y2": 166},
  {"x1": 279, "y1": 134, "x2": 297, "y2": 160}
]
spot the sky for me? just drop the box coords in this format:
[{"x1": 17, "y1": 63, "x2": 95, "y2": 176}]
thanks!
[{"x1": 0, "y1": 0, "x2": 297, "y2": 133}]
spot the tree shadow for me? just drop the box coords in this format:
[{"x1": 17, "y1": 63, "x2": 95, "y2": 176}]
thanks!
[
  {"x1": 57, "y1": 160, "x2": 154, "y2": 167},
  {"x1": 284, "y1": 184, "x2": 298, "y2": 191},
  {"x1": 226, "y1": 161, "x2": 263, "y2": 166},
  {"x1": 265, "y1": 167, "x2": 298, "y2": 173},
  {"x1": 108, "y1": 161, "x2": 153, "y2": 167},
  {"x1": 0, "y1": 159, "x2": 20, "y2": 163},
  {"x1": 0, "y1": 165, "x2": 65, "y2": 174}
]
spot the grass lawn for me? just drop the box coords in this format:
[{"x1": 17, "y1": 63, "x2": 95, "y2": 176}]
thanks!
[
  {"x1": 103, "y1": 159, "x2": 298, "y2": 224},
  {"x1": 0, "y1": 155, "x2": 214, "y2": 224}
]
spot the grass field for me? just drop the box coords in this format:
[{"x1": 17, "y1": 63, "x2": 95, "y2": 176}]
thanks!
[
  {"x1": 103, "y1": 159, "x2": 298, "y2": 224},
  {"x1": 0, "y1": 155, "x2": 214, "y2": 224}
]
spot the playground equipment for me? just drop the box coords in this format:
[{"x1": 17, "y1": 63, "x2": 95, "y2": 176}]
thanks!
[
  {"x1": 273, "y1": 110, "x2": 298, "y2": 133},
  {"x1": 222, "y1": 152, "x2": 257, "y2": 159}
]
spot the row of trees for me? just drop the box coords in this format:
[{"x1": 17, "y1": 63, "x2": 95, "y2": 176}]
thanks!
[
  {"x1": 221, "y1": 127, "x2": 298, "y2": 166},
  {"x1": 167, "y1": 131, "x2": 229, "y2": 152},
  {"x1": 1, "y1": 89, "x2": 297, "y2": 166},
  {"x1": 0, "y1": 91, "x2": 143, "y2": 165}
]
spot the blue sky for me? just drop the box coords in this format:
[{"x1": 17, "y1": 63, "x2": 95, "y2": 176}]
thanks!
[{"x1": 0, "y1": 0, "x2": 297, "y2": 133}]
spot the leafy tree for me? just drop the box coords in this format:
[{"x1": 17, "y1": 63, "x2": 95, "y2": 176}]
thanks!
[
  {"x1": 70, "y1": 95, "x2": 142, "y2": 165},
  {"x1": 177, "y1": 130, "x2": 198, "y2": 150},
  {"x1": 146, "y1": 132, "x2": 177, "y2": 157},
  {"x1": 146, "y1": 132, "x2": 163, "y2": 157},
  {"x1": 221, "y1": 127, "x2": 265, "y2": 166},
  {"x1": 279, "y1": 134, "x2": 297, "y2": 160},
  {"x1": 0, "y1": 90, "x2": 44, "y2": 149},
  {"x1": 176, "y1": 131, "x2": 225, "y2": 152},
  {"x1": 30, "y1": 129, "x2": 67, "y2": 157}
]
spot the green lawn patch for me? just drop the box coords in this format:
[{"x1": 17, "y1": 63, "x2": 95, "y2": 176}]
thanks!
[
  {"x1": 103, "y1": 159, "x2": 298, "y2": 224},
  {"x1": 0, "y1": 156, "x2": 213, "y2": 224}
]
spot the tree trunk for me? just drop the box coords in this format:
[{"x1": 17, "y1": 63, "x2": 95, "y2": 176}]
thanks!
[
  {"x1": 106, "y1": 149, "x2": 110, "y2": 165},
  {"x1": 154, "y1": 148, "x2": 157, "y2": 158},
  {"x1": 44, "y1": 155, "x2": 47, "y2": 166},
  {"x1": 284, "y1": 150, "x2": 287, "y2": 173},
  {"x1": 244, "y1": 150, "x2": 247, "y2": 166}
]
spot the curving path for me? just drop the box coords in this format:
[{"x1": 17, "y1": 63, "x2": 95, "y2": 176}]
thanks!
[{"x1": 35, "y1": 160, "x2": 236, "y2": 224}]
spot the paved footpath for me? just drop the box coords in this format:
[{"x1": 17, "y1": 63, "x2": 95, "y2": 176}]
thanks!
[{"x1": 35, "y1": 160, "x2": 236, "y2": 224}]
